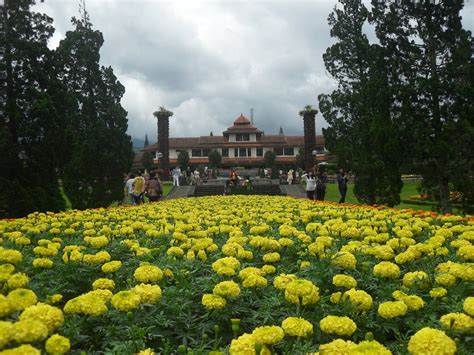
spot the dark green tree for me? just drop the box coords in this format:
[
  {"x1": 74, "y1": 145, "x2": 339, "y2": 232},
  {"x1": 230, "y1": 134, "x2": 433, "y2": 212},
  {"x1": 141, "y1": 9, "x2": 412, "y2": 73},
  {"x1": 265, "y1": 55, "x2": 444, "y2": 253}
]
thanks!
[
  {"x1": 372, "y1": 0, "x2": 473, "y2": 213},
  {"x1": 177, "y1": 149, "x2": 189, "y2": 171},
  {"x1": 295, "y1": 148, "x2": 305, "y2": 169},
  {"x1": 0, "y1": 0, "x2": 66, "y2": 217},
  {"x1": 208, "y1": 149, "x2": 222, "y2": 178},
  {"x1": 319, "y1": 0, "x2": 403, "y2": 207},
  {"x1": 144, "y1": 134, "x2": 149, "y2": 148},
  {"x1": 141, "y1": 150, "x2": 154, "y2": 172},
  {"x1": 56, "y1": 4, "x2": 133, "y2": 210},
  {"x1": 264, "y1": 150, "x2": 276, "y2": 173}
]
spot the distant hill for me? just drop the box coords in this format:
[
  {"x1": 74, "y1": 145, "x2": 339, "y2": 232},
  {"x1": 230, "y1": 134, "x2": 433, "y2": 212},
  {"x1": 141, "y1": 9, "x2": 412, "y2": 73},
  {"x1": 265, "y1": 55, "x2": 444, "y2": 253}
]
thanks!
[{"x1": 132, "y1": 137, "x2": 146, "y2": 153}]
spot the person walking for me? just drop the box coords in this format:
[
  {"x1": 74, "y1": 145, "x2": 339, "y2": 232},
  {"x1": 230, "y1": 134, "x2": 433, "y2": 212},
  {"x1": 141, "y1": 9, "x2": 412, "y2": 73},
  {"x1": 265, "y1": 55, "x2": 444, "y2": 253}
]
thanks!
[
  {"x1": 315, "y1": 169, "x2": 327, "y2": 201},
  {"x1": 146, "y1": 174, "x2": 162, "y2": 202},
  {"x1": 287, "y1": 169, "x2": 294, "y2": 185},
  {"x1": 124, "y1": 173, "x2": 135, "y2": 204},
  {"x1": 337, "y1": 168, "x2": 349, "y2": 203},
  {"x1": 172, "y1": 167, "x2": 181, "y2": 186},
  {"x1": 132, "y1": 171, "x2": 146, "y2": 205},
  {"x1": 301, "y1": 171, "x2": 316, "y2": 200}
]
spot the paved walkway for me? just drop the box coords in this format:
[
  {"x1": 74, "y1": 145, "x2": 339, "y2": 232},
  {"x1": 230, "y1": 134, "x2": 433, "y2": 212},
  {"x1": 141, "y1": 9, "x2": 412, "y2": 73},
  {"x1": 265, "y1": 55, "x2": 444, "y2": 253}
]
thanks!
[
  {"x1": 165, "y1": 186, "x2": 195, "y2": 200},
  {"x1": 280, "y1": 184, "x2": 307, "y2": 198}
]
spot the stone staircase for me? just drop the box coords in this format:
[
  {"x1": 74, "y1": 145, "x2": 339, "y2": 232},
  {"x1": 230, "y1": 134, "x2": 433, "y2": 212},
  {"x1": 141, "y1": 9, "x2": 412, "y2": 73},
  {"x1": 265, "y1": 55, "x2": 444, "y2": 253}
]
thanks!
[
  {"x1": 252, "y1": 184, "x2": 285, "y2": 196},
  {"x1": 192, "y1": 185, "x2": 225, "y2": 197},
  {"x1": 165, "y1": 186, "x2": 195, "y2": 200}
]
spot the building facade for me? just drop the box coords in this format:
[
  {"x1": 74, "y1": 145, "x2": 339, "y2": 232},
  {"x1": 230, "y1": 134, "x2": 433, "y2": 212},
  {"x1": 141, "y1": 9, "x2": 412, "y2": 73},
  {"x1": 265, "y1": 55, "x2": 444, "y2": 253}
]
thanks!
[{"x1": 139, "y1": 114, "x2": 327, "y2": 168}]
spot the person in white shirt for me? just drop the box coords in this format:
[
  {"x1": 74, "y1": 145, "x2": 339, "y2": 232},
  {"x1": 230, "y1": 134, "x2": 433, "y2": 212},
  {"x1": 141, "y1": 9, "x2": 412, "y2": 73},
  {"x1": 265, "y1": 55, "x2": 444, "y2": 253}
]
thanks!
[
  {"x1": 172, "y1": 167, "x2": 181, "y2": 186},
  {"x1": 124, "y1": 173, "x2": 135, "y2": 204},
  {"x1": 301, "y1": 171, "x2": 316, "y2": 200}
]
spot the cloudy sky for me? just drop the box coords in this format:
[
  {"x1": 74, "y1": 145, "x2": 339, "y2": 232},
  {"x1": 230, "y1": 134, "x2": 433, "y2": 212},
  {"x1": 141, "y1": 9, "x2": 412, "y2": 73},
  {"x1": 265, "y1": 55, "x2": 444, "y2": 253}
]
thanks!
[{"x1": 32, "y1": 0, "x2": 474, "y2": 142}]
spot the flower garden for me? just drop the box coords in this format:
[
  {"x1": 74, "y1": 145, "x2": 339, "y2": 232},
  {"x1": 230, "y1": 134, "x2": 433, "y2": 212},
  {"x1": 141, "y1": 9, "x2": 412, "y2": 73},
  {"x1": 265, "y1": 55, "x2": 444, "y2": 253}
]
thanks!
[{"x1": 0, "y1": 195, "x2": 473, "y2": 354}]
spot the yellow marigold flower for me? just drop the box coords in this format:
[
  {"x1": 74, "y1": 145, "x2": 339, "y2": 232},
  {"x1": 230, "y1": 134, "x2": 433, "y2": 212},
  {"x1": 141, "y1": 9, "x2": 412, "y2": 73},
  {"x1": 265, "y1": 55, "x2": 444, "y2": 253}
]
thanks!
[
  {"x1": 242, "y1": 274, "x2": 268, "y2": 288},
  {"x1": 45, "y1": 334, "x2": 70, "y2": 354},
  {"x1": 373, "y1": 261, "x2": 400, "y2": 279},
  {"x1": 407, "y1": 327, "x2": 456, "y2": 355},
  {"x1": 89, "y1": 289, "x2": 113, "y2": 302},
  {"x1": 63, "y1": 293, "x2": 108, "y2": 316},
  {"x1": 11, "y1": 319, "x2": 48, "y2": 343},
  {"x1": 0, "y1": 344, "x2": 41, "y2": 354},
  {"x1": 401, "y1": 295, "x2": 425, "y2": 311},
  {"x1": 352, "y1": 340, "x2": 392, "y2": 354},
  {"x1": 229, "y1": 333, "x2": 256, "y2": 354},
  {"x1": 0, "y1": 321, "x2": 13, "y2": 348},
  {"x1": 403, "y1": 271, "x2": 429, "y2": 288},
  {"x1": 435, "y1": 273, "x2": 457, "y2": 287},
  {"x1": 32, "y1": 258, "x2": 53, "y2": 268},
  {"x1": 33, "y1": 246, "x2": 57, "y2": 257},
  {"x1": 320, "y1": 315, "x2": 357, "y2": 336},
  {"x1": 167, "y1": 246, "x2": 185, "y2": 257},
  {"x1": 92, "y1": 278, "x2": 115, "y2": 290},
  {"x1": 262, "y1": 264, "x2": 276, "y2": 274},
  {"x1": 134, "y1": 265, "x2": 163, "y2": 283},
  {"x1": 137, "y1": 348, "x2": 155, "y2": 355},
  {"x1": 330, "y1": 291, "x2": 342, "y2": 304},
  {"x1": 101, "y1": 260, "x2": 122, "y2": 273},
  {"x1": 262, "y1": 252, "x2": 280, "y2": 263},
  {"x1": 213, "y1": 281, "x2": 241, "y2": 298},
  {"x1": 378, "y1": 301, "x2": 408, "y2": 319},
  {"x1": 285, "y1": 279, "x2": 320, "y2": 306},
  {"x1": 299, "y1": 261, "x2": 311, "y2": 269},
  {"x1": 251, "y1": 325, "x2": 284, "y2": 345},
  {"x1": 331, "y1": 252, "x2": 357, "y2": 270},
  {"x1": 7, "y1": 288, "x2": 37, "y2": 311},
  {"x1": 0, "y1": 294, "x2": 12, "y2": 317},
  {"x1": 273, "y1": 274, "x2": 298, "y2": 290},
  {"x1": 0, "y1": 263, "x2": 15, "y2": 275},
  {"x1": 48, "y1": 294, "x2": 63, "y2": 304},
  {"x1": 440, "y1": 312, "x2": 474, "y2": 333},
  {"x1": 457, "y1": 244, "x2": 474, "y2": 261},
  {"x1": 278, "y1": 238, "x2": 294, "y2": 247},
  {"x1": 84, "y1": 235, "x2": 109, "y2": 248},
  {"x1": 19, "y1": 303, "x2": 64, "y2": 332},
  {"x1": 0, "y1": 249, "x2": 22, "y2": 264},
  {"x1": 163, "y1": 268, "x2": 174, "y2": 278},
  {"x1": 202, "y1": 294, "x2": 226, "y2": 310},
  {"x1": 133, "y1": 283, "x2": 162, "y2": 304},
  {"x1": 239, "y1": 267, "x2": 264, "y2": 280},
  {"x1": 319, "y1": 339, "x2": 356, "y2": 354},
  {"x1": 429, "y1": 287, "x2": 447, "y2": 298},
  {"x1": 464, "y1": 296, "x2": 474, "y2": 317},
  {"x1": 281, "y1": 317, "x2": 313, "y2": 337},
  {"x1": 111, "y1": 291, "x2": 141, "y2": 312},
  {"x1": 6, "y1": 272, "x2": 29, "y2": 289},
  {"x1": 332, "y1": 274, "x2": 357, "y2": 289},
  {"x1": 342, "y1": 288, "x2": 373, "y2": 311},
  {"x1": 212, "y1": 257, "x2": 240, "y2": 276}
]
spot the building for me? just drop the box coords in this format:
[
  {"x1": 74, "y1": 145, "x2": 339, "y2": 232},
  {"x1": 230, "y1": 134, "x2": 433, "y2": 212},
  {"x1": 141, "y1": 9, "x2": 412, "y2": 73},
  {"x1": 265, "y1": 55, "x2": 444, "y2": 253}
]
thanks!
[{"x1": 136, "y1": 113, "x2": 327, "y2": 169}]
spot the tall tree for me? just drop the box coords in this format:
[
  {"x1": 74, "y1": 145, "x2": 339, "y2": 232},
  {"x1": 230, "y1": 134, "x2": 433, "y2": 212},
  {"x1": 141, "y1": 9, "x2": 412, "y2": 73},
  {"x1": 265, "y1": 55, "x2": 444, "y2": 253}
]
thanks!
[
  {"x1": 319, "y1": 0, "x2": 403, "y2": 207},
  {"x1": 372, "y1": 0, "x2": 473, "y2": 213},
  {"x1": 177, "y1": 149, "x2": 189, "y2": 171},
  {"x1": 0, "y1": 0, "x2": 66, "y2": 218},
  {"x1": 144, "y1": 134, "x2": 149, "y2": 148},
  {"x1": 56, "y1": 3, "x2": 133, "y2": 210}
]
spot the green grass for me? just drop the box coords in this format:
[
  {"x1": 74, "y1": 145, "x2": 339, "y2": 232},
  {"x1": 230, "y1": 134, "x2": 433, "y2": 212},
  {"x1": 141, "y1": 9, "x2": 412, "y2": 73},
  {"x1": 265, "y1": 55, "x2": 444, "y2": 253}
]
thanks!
[
  {"x1": 162, "y1": 182, "x2": 173, "y2": 196},
  {"x1": 323, "y1": 181, "x2": 434, "y2": 211}
]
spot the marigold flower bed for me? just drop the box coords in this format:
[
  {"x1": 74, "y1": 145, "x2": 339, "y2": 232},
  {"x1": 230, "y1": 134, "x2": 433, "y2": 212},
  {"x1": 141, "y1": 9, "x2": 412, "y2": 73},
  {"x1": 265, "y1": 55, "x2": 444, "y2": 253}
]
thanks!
[{"x1": 0, "y1": 196, "x2": 473, "y2": 354}]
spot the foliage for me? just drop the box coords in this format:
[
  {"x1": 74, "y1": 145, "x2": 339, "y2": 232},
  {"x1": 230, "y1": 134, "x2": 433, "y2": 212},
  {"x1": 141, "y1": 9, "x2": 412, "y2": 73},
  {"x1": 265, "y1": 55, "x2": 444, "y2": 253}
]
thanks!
[
  {"x1": 0, "y1": 0, "x2": 67, "y2": 218},
  {"x1": 319, "y1": 0, "x2": 404, "y2": 207},
  {"x1": 177, "y1": 150, "x2": 189, "y2": 171},
  {"x1": 141, "y1": 151, "x2": 155, "y2": 172},
  {"x1": 0, "y1": 196, "x2": 472, "y2": 354},
  {"x1": 144, "y1": 134, "x2": 149, "y2": 148},
  {"x1": 56, "y1": 8, "x2": 133, "y2": 210},
  {"x1": 208, "y1": 150, "x2": 222, "y2": 169},
  {"x1": 264, "y1": 150, "x2": 276, "y2": 169},
  {"x1": 296, "y1": 148, "x2": 305, "y2": 170}
]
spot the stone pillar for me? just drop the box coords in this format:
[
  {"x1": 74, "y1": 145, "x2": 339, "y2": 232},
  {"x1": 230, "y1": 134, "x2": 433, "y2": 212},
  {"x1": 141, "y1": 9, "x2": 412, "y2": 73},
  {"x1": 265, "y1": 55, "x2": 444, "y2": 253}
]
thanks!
[
  {"x1": 299, "y1": 106, "x2": 318, "y2": 172},
  {"x1": 153, "y1": 107, "x2": 173, "y2": 180}
]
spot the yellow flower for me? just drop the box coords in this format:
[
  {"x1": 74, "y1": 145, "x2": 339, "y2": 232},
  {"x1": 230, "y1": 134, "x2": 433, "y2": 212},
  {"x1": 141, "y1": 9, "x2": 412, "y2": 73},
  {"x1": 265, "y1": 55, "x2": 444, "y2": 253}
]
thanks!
[
  {"x1": 19, "y1": 303, "x2": 64, "y2": 332},
  {"x1": 373, "y1": 261, "x2": 400, "y2": 279},
  {"x1": 0, "y1": 321, "x2": 13, "y2": 348},
  {"x1": 133, "y1": 283, "x2": 162, "y2": 304},
  {"x1": 284, "y1": 279, "x2": 320, "y2": 306},
  {"x1": 429, "y1": 287, "x2": 447, "y2": 298},
  {"x1": 262, "y1": 252, "x2": 280, "y2": 263},
  {"x1": 251, "y1": 325, "x2": 284, "y2": 345},
  {"x1": 407, "y1": 327, "x2": 456, "y2": 355},
  {"x1": 63, "y1": 293, "x2": 108, "y2": 316},
  {"x1": 352, "y1": 340, "x2": 392, "y2": 354},
  {"x1": 32, "y1": 258, "x2": 54, "y2": 268},
  {"x1": 320, "y1": 315, "x2": 357, "y2": 336},
  {"x1": 101, "y1": 260, "x2": 122, "y2": 273},
  {"x1": 464, "y1": 296, "x2": 474, "y2": 317},
  {"x1": 331, "y1": 252, "x2": 357, "y2": 270},
  {"x1": 111, "y1": 291, "x2": 141, "y2": 311},
  {"x1": 7, "y1": 288, "x2": 37, "y2": 311},
  {"x1": 273, "y1": 274, "x2": 298, "y2": 290},
  {"x1": 213, "y1": 281, "x2": 241, "y2": 298},
  {"x1": 440, "y1": 312, "x2": 474, "y2": 333},
  {"x1": 137, "y1": 348, "x2": 155, "y2": 355},
  {"x1": 202, "y1": 294, "x2": 226, "y2": 310},
  {"x1": 342, "y1": 288, "x2": 373, "y2": 311},
  {"x1": 332, "y1": 274, "x2": 357, "y2": 289},
  {"x1": 0, "y1": 344, "x2": 41, "y2": 354},
  {"x1": 281, "y1": 317, "x2": 313, "y2": 337},
  {"x1": 11, "y1": 319, "x2": 48, "y2": 343},
  {"x1": 242, "y1": 274, "x2": 267, "y2": 288},
  {"x1": 403, "y1": 271, "x2": 429, "y2": 289},
  {"x1": 377, "y1": 301, "x2": 408, "y2": 319},
  {"x1": 45, "y1": 334, "x2": 71, "y2": 354},
  {"x1": 319, "y1": 339, "x2": 356, "y2": 354},
  {"x1": 229, "y1": 333, "x2": 256, "y2": 354},
  {"x1": 133, "y1": 265, "x2": 163, "y2": 283},
  {"x1": 6, "y1": 272, "x2": 29, "y2": 289},
  {"x1": 0, "y1": 249, "x2": 23, "y2": 264}
]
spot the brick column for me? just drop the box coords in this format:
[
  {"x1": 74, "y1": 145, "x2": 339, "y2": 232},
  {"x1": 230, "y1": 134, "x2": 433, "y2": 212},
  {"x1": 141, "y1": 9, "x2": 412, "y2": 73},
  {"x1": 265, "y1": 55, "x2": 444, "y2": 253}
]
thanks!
[
  {"x1": 153, "y1": 107, "x2": 173, "y2": 180},
  {"x1": 299, "y1": 107, "x2": 318, "y2": 172}
]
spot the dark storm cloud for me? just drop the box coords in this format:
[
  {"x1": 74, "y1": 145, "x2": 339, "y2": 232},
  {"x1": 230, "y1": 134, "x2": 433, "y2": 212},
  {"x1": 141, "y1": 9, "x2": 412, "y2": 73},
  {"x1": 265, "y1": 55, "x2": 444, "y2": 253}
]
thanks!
[{"x1": 33, "y1": 0, "x2": 473, "y2": 141}]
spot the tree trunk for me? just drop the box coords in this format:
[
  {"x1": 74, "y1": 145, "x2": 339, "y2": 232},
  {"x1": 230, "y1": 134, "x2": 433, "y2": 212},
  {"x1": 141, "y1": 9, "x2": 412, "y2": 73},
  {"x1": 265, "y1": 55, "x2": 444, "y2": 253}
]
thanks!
[{"x1": 438, "y1": 174, "x2": 452, "y2": 214}]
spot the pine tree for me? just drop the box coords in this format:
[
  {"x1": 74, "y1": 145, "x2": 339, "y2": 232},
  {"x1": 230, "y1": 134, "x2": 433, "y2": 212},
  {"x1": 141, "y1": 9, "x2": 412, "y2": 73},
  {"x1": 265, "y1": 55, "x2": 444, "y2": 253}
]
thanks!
[
  {"x1": 372, "y1": 0, "x2": 473, "y2": 213},
  {"x1": 56, "y1": 3, "x2": 133, "y2": 210},
  {"x1": 319, "y1": 0, "x2": 403, "y2": 206},
  {"x1": 0, "y1": 0, "x2": 66, "y2": 218},
  {"x1": 144, "y1": 134, "x2": 149, "y2": 147}
]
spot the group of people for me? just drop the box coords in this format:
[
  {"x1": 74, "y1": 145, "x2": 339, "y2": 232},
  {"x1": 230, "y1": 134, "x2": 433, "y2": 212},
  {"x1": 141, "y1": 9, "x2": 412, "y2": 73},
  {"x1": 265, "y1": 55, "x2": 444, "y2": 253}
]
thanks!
[
  {"x1": 171, "y1": 166, "x2": 208, "y2": 186},
  {"x1": 301, "y1": 167, "x2": 349, "y2": 203},
  {"x1": 124, "y1": 171, "x2": 162, "y2": 205}
]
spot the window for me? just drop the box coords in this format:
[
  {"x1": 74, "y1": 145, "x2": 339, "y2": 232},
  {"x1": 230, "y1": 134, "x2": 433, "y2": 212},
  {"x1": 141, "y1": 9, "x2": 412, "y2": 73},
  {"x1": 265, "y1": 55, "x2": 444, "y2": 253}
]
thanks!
[
  {"x1": 192, "y1": 149, "x2": 201, "y2": 157},
  {"x1": 274, "y1": 148, "x2": 284, "y2": 156},
  {"x1": 247, "y1": 148, "x2": 252, "y2": 157},
  {"x1": 239, "y1": 148, "x2": 247, "y2": 157},
  {"x1": 284, "y1": 148, "x2": 294, "y2": 156},
  {"x1": 257, "y1": 148, "x2": 263, "y2": 157},
  {"x1": 202, "y1": 149, "x2": 210, "y2": 157},
  {"x1": 236, "y1": 133, "x2": 250, "y2": 141},
  {"x1": 234, "y1": 148, "x2": 238, "y2": 157},
  {"x1": 222, "y1": 148, "x2": 229, "y2": 157}
]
